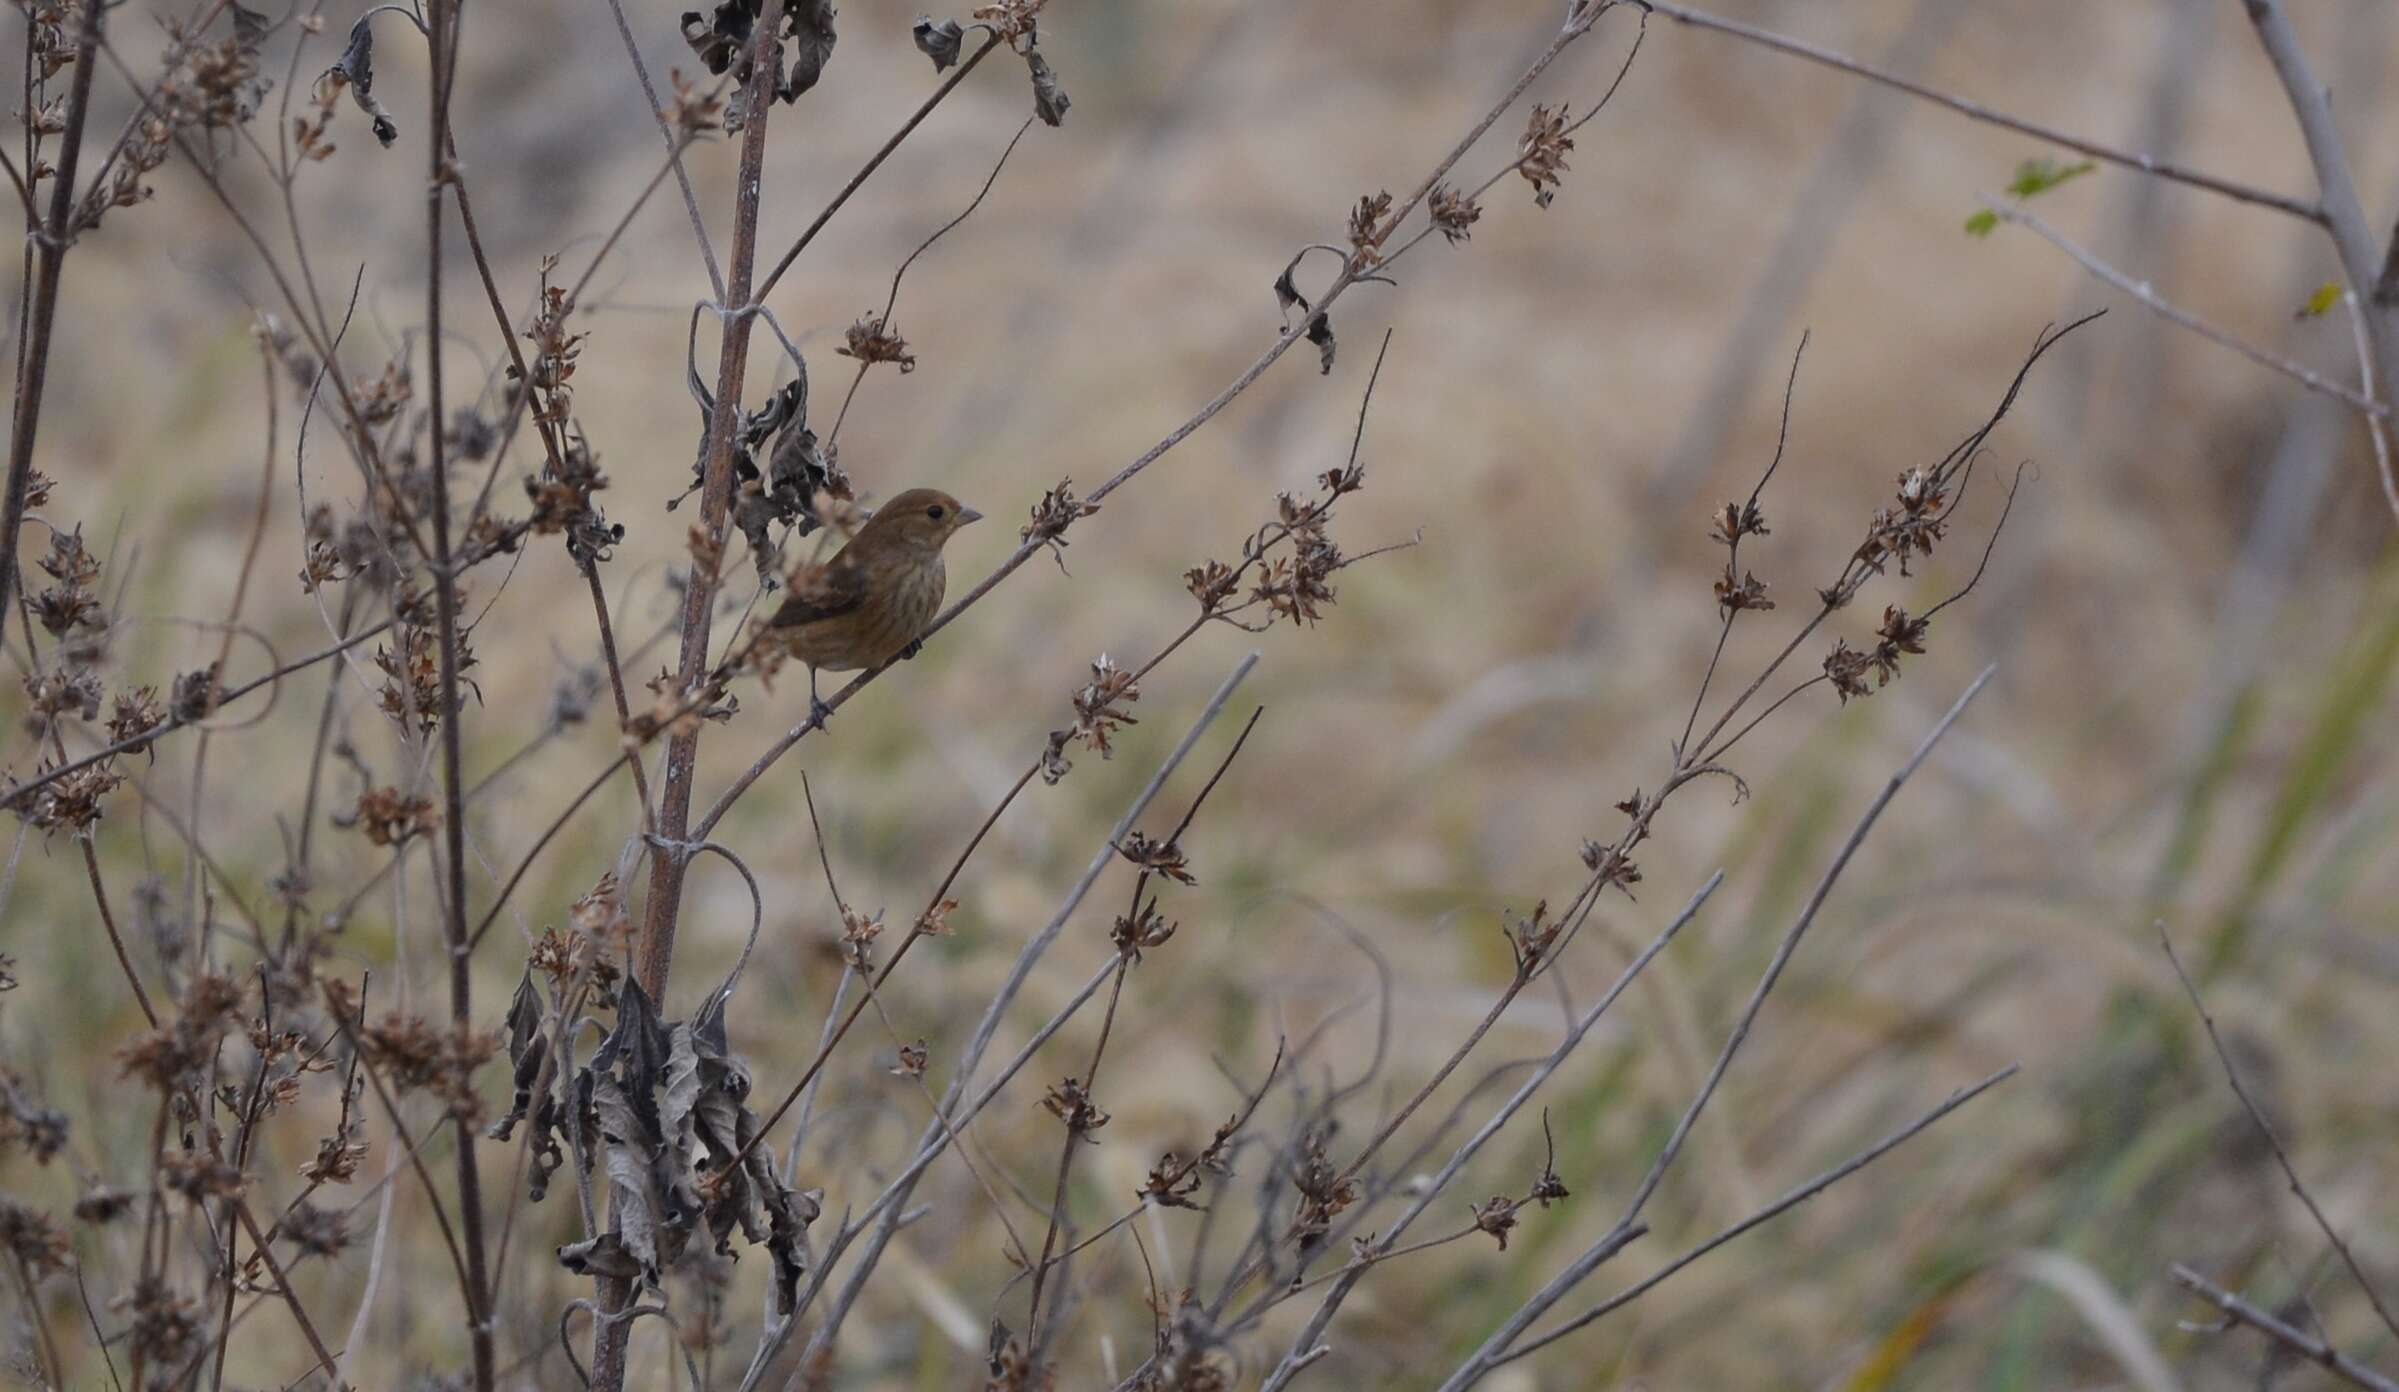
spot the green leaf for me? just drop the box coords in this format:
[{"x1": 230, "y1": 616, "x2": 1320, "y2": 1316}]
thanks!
[
  {"x1": 2005, "y1": 157, "x2": 2096, "y2": 200},
  {"x1": 2296, "y1": 279, "x2": 2342, "y2": 318},
  {"x1": 1963, "y1": 208, "x2": 1999, "y2": 238}
]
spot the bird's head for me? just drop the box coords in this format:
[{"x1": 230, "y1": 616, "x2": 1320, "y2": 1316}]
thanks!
[{"x1": 863, "y1": 487, "x2": 983, "y2": 552}]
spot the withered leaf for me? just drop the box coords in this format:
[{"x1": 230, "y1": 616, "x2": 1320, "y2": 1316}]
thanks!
[
  {"x1": 1306, "y1": 311, "x2": 1336, "y2": 374},
  {"x1": 1026, "y1": 49, "x2": 1070, "y2": 126},
  {"x1": 327, "y1": 16, "x2": 399, "y2": 147},
  {"x1": 785, "y1": 0, "x2": 839, "y2": 100},
  {"x1": 1273, "y1": 265, "x2": 1311, "y2": 316},
  {"x1": 912, "y1": 16, "x2": 964, "y2": 70}
]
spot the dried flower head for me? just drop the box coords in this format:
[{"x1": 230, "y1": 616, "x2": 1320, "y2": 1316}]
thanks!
[
  {"x1": 663, "y1": 66, "x2": 723, "y2": 135},
  {"x1": 1824, "y1": 637, "x2": 1874, "y2": 703},
  {"x1": 356, "y1": 1011, "x2": 500, "y2": 1122},
  {"x1": 1116, "y1": 831, "x2": 1195, "y2": 885},
  {"x1": 1469, "y1": 1194, "x2": 1521, "y2": 1250},
  {"x1": 837, "y1": 313, "x2": 916, "y2": 373},
  {"x1": 1040, "y1": 1077, "x2": 1110, "y2": 1137},
  {"x1": 1289, "y1": 1131, "x2": 1360, "y2": 1250},
  {"x1": 1517, "y1": 103, "x2": 1575, "y2": 207},
  {"x1": 1020, "y1": 478, "x2": 1098, "y2": 573},
  {"x1": 840, "y1": 906, "x2": 885, "y2": 972},
  {"x1": 1711, "y1": 498, "x2": 1769, "y2": 547},
  {"x1": 1714, "y1": 565, "x2": 1773, "y2": 615},
  {"x1": 0, "y1": 1198, "x2": 71, "y2": 1277},
  {"x1": 1042, "y1": 654, "x2": 1140, "y2": 784},
  {"x1": 1346, "y1": 189, "x2": 1393, "y2": 268},
  {"x1": 1429, "y1": 182, "x2": 1483, "y2": 245},
  {"x1": 108, "y1": 686, "x2": 165, "y2": 754},
  {"x1": 348, "y1": 785, "x2": 439, "y2": 847}
]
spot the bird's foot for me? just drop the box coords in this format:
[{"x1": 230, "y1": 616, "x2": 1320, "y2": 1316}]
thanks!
[
  {"x1": 898, "y1": 638, "x2": 924, "y2": 661},
  {"x1": 808, "y1": 695, "x2": 835, "y2": 731}
]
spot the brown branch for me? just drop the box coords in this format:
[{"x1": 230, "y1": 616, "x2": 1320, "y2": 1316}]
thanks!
[
  {"x1": 83, "y1": 839, "x2": 159, "y2": 1028},
  {"x1": 1, "y1": 0, "x2": 102, "y2": 630},
  {"x1": 231, "y1": 1199, "x2": 346, "y2": 1390},
  {"x1": 420, "y1": 2, "x2": 495, "y2": 1385}
]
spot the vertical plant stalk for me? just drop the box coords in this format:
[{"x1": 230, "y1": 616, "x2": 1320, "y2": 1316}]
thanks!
[
  {"x1": 602, "y1": 6, "x2": 792, "y2": 1386},
  {"x1": 1, "y1": 0, "x2": 102, "y2": 629},
  {"x1": 421, "y1": 0, "x2": 495, "y2": 1387},
  {"x1": 634, "y1": 0, "x2": 792, "y2": 1002}
]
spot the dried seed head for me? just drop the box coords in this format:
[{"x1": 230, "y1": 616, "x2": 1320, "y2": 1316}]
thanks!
[
  {"x1": 1517, "y1": 103, "x2": 1575, "y2": 208},
  {"x1": 1429, "y1": 183, "x2": 1483, "y2": 245},
  {"x1": 837, "y1": 313, "x2": 916, "y2": 373},
  {"x1": 1346, "y1": 189, "x2": 1393, "y2": 269}
]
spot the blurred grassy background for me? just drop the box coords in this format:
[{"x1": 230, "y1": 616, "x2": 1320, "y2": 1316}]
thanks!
[{"x1": 6, "y1": 0, "x2": 2399, "y2": 1386}]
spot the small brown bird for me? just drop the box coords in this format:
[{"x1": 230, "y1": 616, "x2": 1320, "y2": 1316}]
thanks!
[{"x1": 765, "y1": 487, "x2": 983, "y2": 727}]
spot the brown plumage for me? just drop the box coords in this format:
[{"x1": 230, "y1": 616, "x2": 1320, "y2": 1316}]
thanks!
[{"x1": 766, "y1": 486, "x2": 982, "y2": 725}]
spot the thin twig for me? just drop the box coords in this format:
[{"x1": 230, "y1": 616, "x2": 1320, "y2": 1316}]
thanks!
[
  {"x1": 0, "y1": 622, "x2": 391, "y2": 811},
  {"x1": 1980, "y1": 196, "x2": 2384, "y2": 418},
  {"x1": 1437, "y1": 665, "x2": 1998, "y2": 1388},
  {"x1": 1494, "y1": 1065, "x2": 2022, "y2": 1366},
  {"x1": 1644, "y1": 0, "x2": 2323, "y2": 224},
  {"x1": 2160, "y1": 926, "x2": 2399, "y2": 1344},
  {"x1": 751, "y1": 33, "x2": 1006, "y2": 304},
  {"x1": 2171, "y1": 1264, "x2": 2399, "y2": 1392}
]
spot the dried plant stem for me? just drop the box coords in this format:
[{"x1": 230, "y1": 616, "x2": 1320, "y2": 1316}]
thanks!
[
  {"x1": 0, "y1": 0, "x2": 100, "y2": 634},
  {"x1": 320, "y1": 989, "x2": 478, "y2": 1348},
  {"x1": 83, "y1": 838, "x2": 159, "y2": 1027},
  {"x1": 1253, "y1": 872, "x2": 1726, "y2": 1390},
  {"x1": 2340, "y1": 289, "x2": 2399, "y2": 520},
  {"x1": 230, "y1": 1198, "x2": 345, "y2": 1388},
  {"x1": 1979, "y1": 197, "x2": 2384, "y2": 418},
  {"x1": 8, "y1": 1250, "x2": 61, "y2": 1392},
  {"x1": 752, "y1": 32, "x2": 1005, "y2": 304},
  {"x1": 583, "y1": 564, "x2": 654, "y2": 821},
  {"x1": 1644, "y1": 0, "x2": 2322, "y2": 224},
  {"x1": 419, "y1": 0, "x2": 496, "y2": 1384},
  {"x1": 602, "y1": 0, "x2": 792, "y2": 1377},
  {"x1": 1022, "y1": 708, "x2": 1266, "y2": 1346},
  {"x1": 597, "y1": 0, "x2": 723, "y2": 301},
  {"x1": 743, "y1": 655, "x2": 1262, "y2": 1390},
  {"x1": 1493, "y1": 1065, "x2": 2021, "y2": 1367},
  {"x1": 2171, "y1": 1264, "x2": 2399, "y2": 1392},
  {"x1": 724, "y1": 759, "x2": 1042, "y2": 1173},
  {"x1": 1437, "y1": 666, "x2": 1996, "y2": 1386},
  {"x1": 0, "y1": 622, "x2": 391, "y2": 816},
  {"x1": 2160, "y1": 926, "x2": 2399, "y2": 1343},
  {"x1": 2239, "y1": 0, "x2": 2399, "y2": 415},
  {"x1": 633, "y1": 0, "x2": 791, "y2": 1001}
]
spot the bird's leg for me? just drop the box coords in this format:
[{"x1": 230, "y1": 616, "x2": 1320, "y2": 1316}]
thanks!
[
  {"x1": 898, "y1": 638, "x2": 924, "y2": 661},
  {"x1": 808, "y1": 667, "x2": 834, "y2": 731}
]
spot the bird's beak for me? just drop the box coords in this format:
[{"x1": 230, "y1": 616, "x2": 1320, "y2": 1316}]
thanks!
[{"x1": 956, "y1": 505, "x2": 984, "y2": 525}]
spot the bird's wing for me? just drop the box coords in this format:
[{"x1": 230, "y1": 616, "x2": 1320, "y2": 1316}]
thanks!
[{"x1": 767, "y1": 551, "x2": 869, "y2": 628}]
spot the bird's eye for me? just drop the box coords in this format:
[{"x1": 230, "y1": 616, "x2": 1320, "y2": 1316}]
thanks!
[{"x1": 925, "y1": 504, "x2": 945, "y2": 520}]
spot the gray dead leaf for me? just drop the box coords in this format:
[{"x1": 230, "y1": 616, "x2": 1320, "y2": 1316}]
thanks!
[
  {"x1": 785, "y1": 0, "x2": 838, "y2": 99},
  {"x1": 1026, "y1": 49, "x2": 1069, "y2": 127},
  {"x1": 912, "y1": 16, "x2": 964, "y2": 71},
  {"x1": 327, "y1": 16, "x2": 399, "y2": 147}
]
